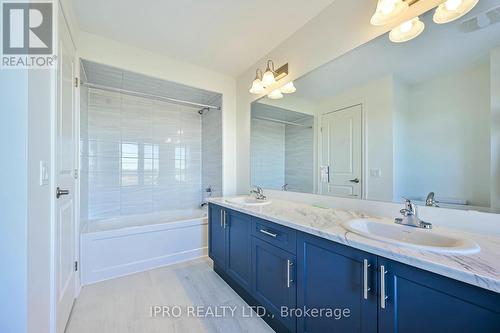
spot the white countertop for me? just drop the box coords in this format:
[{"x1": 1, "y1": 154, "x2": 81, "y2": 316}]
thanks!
[{"x1": 208, "y1": 197, "x2": 500, "y2": 293}]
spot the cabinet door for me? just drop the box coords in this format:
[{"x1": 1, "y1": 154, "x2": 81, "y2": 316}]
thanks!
[
  {"x1": 297, "y1": 233, "x2": 377, "y2": 333},
  {"x1": 378, "y1": 257, "x2": 500, "y2": 333},
  {"x1": 252, "y1": 236, "x2": 296, "y2": 332},
  {"x1": 226, "y1": 210, "x2": 252, "y2": 291},
  {"x1": 208, "y1": 204, "x2": 225, "y2": 267}
]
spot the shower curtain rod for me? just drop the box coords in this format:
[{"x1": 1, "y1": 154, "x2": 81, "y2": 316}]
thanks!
[
  {"x1": 253, "y1": 116, "x2": 312, "y2": 128},
  {"x1": 82, "y1": 82, "x2": 221, "y2": 110}
]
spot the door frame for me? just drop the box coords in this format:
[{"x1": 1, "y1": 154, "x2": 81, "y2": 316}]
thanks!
[
  {"x1": 51, "y1": 2, "x2": 81, "y2": 332},
  {"x1": 318, "y1": 103, "x2": 365, "y2": 199}
]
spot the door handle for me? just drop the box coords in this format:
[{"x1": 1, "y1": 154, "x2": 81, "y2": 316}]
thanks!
[
  {"x1": 380, "y1": 265, "x2": 388, "y2": 309},
  {"x1": 56, "y1": 187, "x2": 70, "y2": 199},
  {"x1": 363, "y1": 259, "x2": 371, "y2": 300},
  {"x1": 287, "y1": 259, "x2": 293, "y2": 288},
  {"x1": 349, "y1": 178, "x2": 360, "y2": 183}
]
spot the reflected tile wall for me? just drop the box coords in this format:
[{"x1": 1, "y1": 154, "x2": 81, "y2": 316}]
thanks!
[{"x1": 83, "y1": 88, "x2": 203, "y2": 220}]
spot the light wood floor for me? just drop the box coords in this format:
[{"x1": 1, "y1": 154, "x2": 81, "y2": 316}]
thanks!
[{"x1": 66, "y1": 258, "x2": 274, "y2": 333}]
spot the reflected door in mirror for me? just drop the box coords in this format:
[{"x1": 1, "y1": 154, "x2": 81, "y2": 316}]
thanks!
[{"x1": 321, "y1": 105, "x2": 362, "y2": 198}]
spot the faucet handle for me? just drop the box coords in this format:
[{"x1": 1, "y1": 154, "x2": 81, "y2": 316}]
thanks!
[{"x1": 400, "y1": 197, "x2": 416, "y2": 214}]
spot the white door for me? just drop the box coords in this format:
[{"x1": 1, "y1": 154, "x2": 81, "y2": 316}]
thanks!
[
  {"x1": 55, "y1": 12, "x2": 77, "y2": 333},
  {"x1": 321, "y1": 104, "x2": 362, "y2": 198}
]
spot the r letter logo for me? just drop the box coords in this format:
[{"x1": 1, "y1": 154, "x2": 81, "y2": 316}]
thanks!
[{"x1": 1, "y1": 1, "x2": 55, "y2": 68}]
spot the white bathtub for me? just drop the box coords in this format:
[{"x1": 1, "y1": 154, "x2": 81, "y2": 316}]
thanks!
[{"x1": 81, "y1": 209, "x2": 208, "y2": 285}]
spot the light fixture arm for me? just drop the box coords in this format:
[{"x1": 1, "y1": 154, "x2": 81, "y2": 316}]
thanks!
[
  {"x1": 265, "y1": 60, "x2": 276, "y2": 74},
  {"x1": 254, "y1": 68, "x2": 263, "y2": 80}
]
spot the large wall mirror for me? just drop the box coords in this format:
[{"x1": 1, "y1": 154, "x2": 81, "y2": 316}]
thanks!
[{"x1": 251, "y1": 1, "x2": 500, "y2": 212}]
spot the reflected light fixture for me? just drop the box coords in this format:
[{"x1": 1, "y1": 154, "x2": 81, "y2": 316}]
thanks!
[
  {"x1": 389, "y1": 16, "x2": 425, "y2": 43},
  {"x1": 370, "y1": 0, "x2": 409, "y2": 26},
  {"x1": 268, "y1": 89, "x2": 283, "y2": 100},
  {"x1": 433, "y1": 0, "x2": 479, "y2": 24},
  {"x1": 249, "y1": 69, "x2": 264, "y2": 94},
  {"x1": 262, "y1": 60, "x2": 277, "y2": 87},
  {"x1": 280, "y1": 81, "x2": 296, "y2": 94}
]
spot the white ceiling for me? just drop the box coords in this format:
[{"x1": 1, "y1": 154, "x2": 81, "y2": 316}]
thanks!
[{"x1": 74, "y1": 0, "x2": 336, "y2": 76}]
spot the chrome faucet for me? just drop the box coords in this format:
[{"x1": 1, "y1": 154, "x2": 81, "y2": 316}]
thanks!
[
  {"x1": 250, "y1": 186, "x2": 266, "y2": 200},
  {"x1": 395, "y1": 198, "x2": 432, "y2": 229},
  {"x1": 425, "y1": 192, "x2": 439, "y2": 207},
  {"x1": 282, "y1": 184, "x2": 289, "y2": 191}
]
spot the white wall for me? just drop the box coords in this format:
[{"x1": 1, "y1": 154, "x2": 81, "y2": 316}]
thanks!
[
  {"x1": 492, "y1": 48, "x2": 500, "y2": 210},
  {"x1": 77, "y1": 32, "x2": 237, "y2": 196},
  {"x1": 235, "y1": 0, "x2": 445, "y2": 193},
  {"x1": 316, "y1": 76, "x2": 395, "y2": 201},
  {"x1": 396, "y1": 63, "x2": 491, "y2": 207}
]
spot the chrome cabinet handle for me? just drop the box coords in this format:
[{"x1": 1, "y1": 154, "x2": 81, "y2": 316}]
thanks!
[
  {"x1": 259, "y1": 229, "x2": 278, "y2": 238},
  {"x1": 220, "y1": 210, "x2": 224, "y2": 228},
  {"x1": 363, "y1": 259, "x2": 371, "y2": 300},
  {"x1": 223, "y1": 210, "x2": 227, "y2": 229},
  {"x1": 287, "y1": 259, "x2": 293, "y2": 288},
  {"x1": 380, "y1": 265, "x2": 388, "y2": 309},
  {"x1": 56, "y1": 187, "x2": 70, "y2": 199},
  {"x1": 349, "y1": 178, "x2": 360, "y2": 183}
]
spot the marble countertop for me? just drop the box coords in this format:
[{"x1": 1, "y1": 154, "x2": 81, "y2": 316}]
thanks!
[{"x1": 207, "y1": 197, "x2": 500, "y2": 293}]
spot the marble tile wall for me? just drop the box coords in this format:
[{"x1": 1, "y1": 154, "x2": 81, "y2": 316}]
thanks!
[
  {"x1": 82, "y1": 88, "x2": 204, "y2": 220},
  {"x1": 201, "y1": 108, "x2": 223, "y2": 202},
  {"x1": 250, "y1": 118, "x2": 285, "y2": 190},
  {"x1": 285, "y1": 118, "x2": 314, "y2": 193}
]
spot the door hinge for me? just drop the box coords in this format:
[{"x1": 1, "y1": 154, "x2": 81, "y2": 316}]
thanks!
[
  {"x1": 75, "y1": 77, "x2": 79, "y2": 88},
  {"x1": 74, "y1": 261, "x2": 78, "y2": 271}
]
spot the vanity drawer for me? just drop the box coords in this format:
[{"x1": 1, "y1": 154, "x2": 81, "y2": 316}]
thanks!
[{"x1": 252, "y1": 217, "x2": 296, "y2": 254}]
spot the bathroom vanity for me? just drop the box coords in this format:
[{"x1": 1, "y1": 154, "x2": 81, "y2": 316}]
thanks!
[{"x1": 207, "y1": 199, "x2": 500, "y2": 333}]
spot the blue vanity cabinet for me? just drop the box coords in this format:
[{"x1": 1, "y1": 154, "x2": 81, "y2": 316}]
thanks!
[
  {"x1": 225, "y1": 209, "x2": 252, "y2": 292},
  {"x1": 252, "y1": 236, "x2": 297, "y2": 333},
  {"x1": 209, "y1": 204, "x2": 500, "y2": 333},
  {"x1": 377, "y1": 257, "x2": 500, "y2": 333},
  {"x1": 208, "y1": 204, "x2": 226, "y2": 267},
  {"x1": 297, "y1": 233, "x2": 378, "y2": 333}
]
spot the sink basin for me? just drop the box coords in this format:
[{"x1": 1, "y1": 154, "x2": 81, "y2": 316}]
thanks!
[
  {"x1": 343, "y1": 218, "x2": 480, "y2": 254},
  {"x1": 225, "y1": 196, "x2": 272, "y2": 206}
]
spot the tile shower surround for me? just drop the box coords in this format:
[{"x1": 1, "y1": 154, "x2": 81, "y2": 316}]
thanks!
[{"x1": 81, "y1": 88, "x2": 221, "y2": 220}]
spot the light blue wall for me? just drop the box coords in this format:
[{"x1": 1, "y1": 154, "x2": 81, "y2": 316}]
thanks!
[{"x1": 0, "y1": 70, "x2": 28, "y2": 333}]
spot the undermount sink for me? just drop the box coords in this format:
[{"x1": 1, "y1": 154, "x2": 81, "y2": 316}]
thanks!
[
  {"x1": 225, "y1": 196, "x2": 272, "y2": 206},
  {"x1": 343, "y1": 218, "x2": 480, "y2": 254}
]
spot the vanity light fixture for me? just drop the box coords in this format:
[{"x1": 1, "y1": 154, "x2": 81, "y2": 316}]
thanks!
[
  {"x1": 433, "y1": 0, "x2": 479, "y2": 24},
  {"x1": 389, "y1": 16, "x2": 425, "y2": 42},
  {"x1": 268, "y1": 89, "x2": 284, "y2": 100},
  {"x1": 370, "y1": 0, "x2": 409, "y2": 26},
  {"x1": 249, "y1": 69, "x2": 265, "y2": 94},
  {"x1": 280, "y1": 81, "x2": 296, "y2": 94},
  {"x1": 249, "y1": 60, "x2": 290, "y2": 94}
]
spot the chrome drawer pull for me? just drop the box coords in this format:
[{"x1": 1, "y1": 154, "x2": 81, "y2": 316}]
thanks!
[
  {"x1": 287, "y1": 259, "x2": 293, "y2": 288},
  {"x1": 259, "y1": 229, "x2": 278, "y2": 238},
  {"x1": 380, "y1": 265, "x2": 388, "y2": 309},
  {"x1": 363, "y1": 259, "x2": 371, "y2": 300}
]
